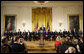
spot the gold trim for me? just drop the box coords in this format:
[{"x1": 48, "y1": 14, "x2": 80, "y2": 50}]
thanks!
[
  {"x1": 68, "y1": 14, "x2": 81, "y2": 31},
  {"x1": 4, "y1": 15, "x2": 17, "y2": 32},
  {"x1": 79, "y1": 15, "x2": 81, "y2": 30}
]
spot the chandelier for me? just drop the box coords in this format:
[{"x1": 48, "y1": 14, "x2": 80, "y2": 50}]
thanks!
[{"x1": 34, "y1": 1, "x2": 49, "y2": 5}]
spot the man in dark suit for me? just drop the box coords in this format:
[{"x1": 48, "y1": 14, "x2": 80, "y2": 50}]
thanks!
[
  {"x1": 27, "y1": 30, "x2": 30, "y2": 41},
  {"x1": 57, "y1": 43, "x2": 69, "y2": 53},
  {"x1": 40, "y1": 25, "x2": 45, "y2": 32},
  {"x1": 8, "y1": 31, "x2": 11, "y2": 41},
  {"x1": 14, "y1": 31, "x2": 17, "y2": 36},
  {"x1": 1, "y1": 37, "x2": 11, "y2": 53},
  {"x1": 63, "y1": 29, "x2": 68, "y2": 37},
  {"x1": 71, "y1": 28, "x2": 78, "y2": 39},
  {"x1": 35, "y1": 30, "x2": 40, "y2": 40},
  {"x1": 59, "y1": 30, "x2": 63, "y2": 37},
  {"x1": 29, "y1": 32, "x2": 32, "y2": 41},
  {"x1": 78, "y1": 30, "x2": 82, "y2": 37},
  {"x1": 17, "y1": 29, "x2": 22, "y2": 38},
  {"x1": 45, "y1": 30, "x2": 49, "y2": 41},
  {"x1": 49, "y1": 31, "x2": 53, "y2": 41},
  {"x1": 23, "y1": 30, "x2": 27, "y2": 40},
  {"x1": 11, "y1": 37, "x2": 27, "y2": 53},
  {"x1": 53, "y1": 30, "x2": 58, "y2": 41},
  {"x1": 30, "y1": 32, "x2": 35, "y2": 41},
  {"x1": 51, "y1": 31, "x2": 54, "y2": 41},
  {"x1": 8, "y1": 31, "x2": 13, "y2": 41}
]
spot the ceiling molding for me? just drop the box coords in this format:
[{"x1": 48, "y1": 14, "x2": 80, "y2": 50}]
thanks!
[{"x1": 1, "y1": 1, "x2": 83, "y2": 8}]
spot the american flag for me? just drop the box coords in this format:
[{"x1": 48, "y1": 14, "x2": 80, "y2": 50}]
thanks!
[
  {"x1": 36, "y1": 22, "x2": 38, "y2": 29},
  {"x1": 47, "y1": 22, "x2": 49, "y2": 28}
]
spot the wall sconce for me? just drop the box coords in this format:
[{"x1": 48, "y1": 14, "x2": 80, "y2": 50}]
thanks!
[
  {"x1": 59, "y1": 22, "x2": 62, "y2": 27},
  {"x1": 59, "y1": 23, "x2": 62, "y2": 26},
  {"x1": 22, "y1": 22, "x2": 26, "y2": 27}
]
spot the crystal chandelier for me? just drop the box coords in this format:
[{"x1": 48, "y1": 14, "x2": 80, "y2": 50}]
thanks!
[{"x1": 34, "y1": 1, "x2": 49, "y2": 5}]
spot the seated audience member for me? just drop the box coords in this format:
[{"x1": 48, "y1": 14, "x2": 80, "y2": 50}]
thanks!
[
  {"x1": 4, "y1": 31, "x2": 8, "y2": 36},
  {"x1": 78, "y1": 30, "x2": 82, "y2": 37},
  {"x1": 1, "y1": 37, "x2": 11, "y2": 53},
  {"x1": 67, "y1": 30, "x2": 70, "y2": 36},
  {"x1": 71, "y1": 28, "x2": 78, "y2": 39},
  {"x1": 69, "y1": 33, "x2": 73, "y2": 39},
  {"x1": 55, "y1": 36, "x2": 61, "y2": 50},
  {"x1": 10, "y1": 36, "x2": 15, "y2": 45},
  {"x1": 57, "y1": 38, "x2": 69, "y2": 53},
  {"x1": 71, "y1": 38, "x2": 80, "y2": 53},
  {"x1": 19, "y1": 38, "x2": 27, "y2": 53},
  {"x1": 14, "y1": 31, "x2": 17, "y2": 36},
  {"x1": 63, "y1": 29, "x2": 68, "y2": 37},
  {"x1": 10, "y1": 31, "x2": 13, "y2": 39},
  {"x1": 11, "y1": 37, "x2": 27, "y2": 53},
  {"x1": 65, "y1": 47, "x2": 76, "y2": 53},
  {"x1": 8, "y1": 31, "x2": 11, "y2": 41},
  {"x1": 4, "y1": 31, "x2": 9, "y2": 41},
  {"x1": 78, "y1": 35, "x2": 83, "y2": 53},
  {"x1": 65, "y1": 36, "x2": 73, "y2": 46}
]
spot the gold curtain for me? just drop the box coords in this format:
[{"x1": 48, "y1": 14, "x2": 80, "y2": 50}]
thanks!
[{"x1": 32, "y1": 7, "x2": 52, "y2": 31}]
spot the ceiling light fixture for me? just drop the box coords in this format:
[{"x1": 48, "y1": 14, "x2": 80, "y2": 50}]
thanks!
[{"x1": 34, "y1": 1, "x2": 49, "y2": 5}]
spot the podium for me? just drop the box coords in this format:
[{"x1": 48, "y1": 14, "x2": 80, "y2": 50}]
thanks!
[{"x1": 39, "y1": 30, "x2": 44, "y2": 45}]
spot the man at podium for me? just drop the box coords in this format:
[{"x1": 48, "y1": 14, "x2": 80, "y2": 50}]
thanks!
[
  {"x1": 39, "y1": 25, "x2": 45, "y2": 45},
  {"x1": 40, "y1": 25, "x2": 45, "y2": 32},
  {"x1": 40, "y1": 25, "x2": 45, "y2": 40}
]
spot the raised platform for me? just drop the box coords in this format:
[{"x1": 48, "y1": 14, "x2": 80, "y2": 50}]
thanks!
[{"x1": 24, "y1": 40, "x2": 56, "y2": 53}]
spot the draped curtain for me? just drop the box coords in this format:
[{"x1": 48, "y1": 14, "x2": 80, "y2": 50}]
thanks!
[{"x1": 32, "y1": 7, "x2": 52, "y2": 31}]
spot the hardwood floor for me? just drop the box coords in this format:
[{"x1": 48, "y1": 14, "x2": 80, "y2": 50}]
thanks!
[{"x1": 24, "y1": 40, "x2": 56, "y2": 53}]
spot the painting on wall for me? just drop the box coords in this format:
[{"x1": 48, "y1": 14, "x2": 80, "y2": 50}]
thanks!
[
  {"x1": 5, "y1": 15, "x2": 16, "y2": 32},
  {"x1": 69, "y1": 15, "x2": 79, "y2": 31}
]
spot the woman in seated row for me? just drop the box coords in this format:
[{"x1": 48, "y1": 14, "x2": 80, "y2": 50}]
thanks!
[{"x1": 55, "y1": 34, "x2": 83, "y2": 53}]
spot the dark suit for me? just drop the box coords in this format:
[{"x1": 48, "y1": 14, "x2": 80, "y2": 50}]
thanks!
[
  {"x1": 59, "y1": 32, "x2": 63, "y2": 37},
  {"x1": 50, "y1": 32, "x2": 54, "y2": 40},
  {"x1": 78, "y1": 41, "x2": 83, "y2": 53},
  {"x1": 78, "y1": 31, "x2": 82, "y2": 36},
  {"x1": 53, "y1": 31, "x2": 58, "y2": 40},
  {"x1": 23, "y1": 32, "x2": 27, "y2": 40},
  {"x1": 71, "y1": 30, "x2": 79, "y2": 39},
  {"x1": 45, "y1": 31, "x2": 49, "y2": 40},
  {"x1": 29, "y1": 32, "x2": 32, "y2": 41},
  {"x1": 30, "y1": 32, "x2": 35, "y2": 41},
  {"x1": 11, "y1": 43, "x2": 27, "y2": 53},
  {"x1": 18, "y1": 32, "x2": 22, "y2": 38},
  {"x1": 27, "y1": 32, "x2": 30, "y2": 41},
  {"x1": 63, "y1": 31, "x2": 68, "y2": 37},
  {"x1": 40, "y1": 27, "x2": 45, "y2": 32},
  {"x1": 35, "y1": 31, "x2": 40, "y2": 40},
  {"x1": 8, "y1": 32, "x2": 13, "y2": 40},
  {"x1": 57, "y1": 44, "x2": 69, "y2": 53}
]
